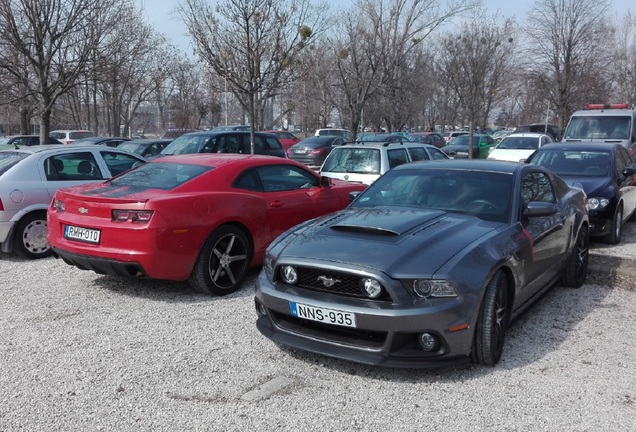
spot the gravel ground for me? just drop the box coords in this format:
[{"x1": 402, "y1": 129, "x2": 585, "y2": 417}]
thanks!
[{"x1": 1, "y1": 227, "x2": 636, "y2": 431}]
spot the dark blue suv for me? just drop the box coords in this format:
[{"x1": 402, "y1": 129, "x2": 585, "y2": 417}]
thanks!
[{"x1": 160, "y1": 131, "x2": 286, "y2": 158}]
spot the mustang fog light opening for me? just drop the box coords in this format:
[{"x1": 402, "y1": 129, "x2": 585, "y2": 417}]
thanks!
[
  {"x1": 361, "y1": 278, "x2": 382, "y2": 298},
  {"x1": 255, "y1": 300, "x2": 268, "y2": 316},
  {"x1": 418, "y1": 333, "x2": 439, "y2": 352},
  {"x1": 281, "y1": 265, "x2": 298, "y2": 284}
]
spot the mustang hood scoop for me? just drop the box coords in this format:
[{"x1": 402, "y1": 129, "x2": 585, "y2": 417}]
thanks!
[
  {"x1": 280, "y1": 208, "x2": 501, "y2": 275},
  {"x1": 330, "y1": 209, "x2": 446, "y2": 235}
]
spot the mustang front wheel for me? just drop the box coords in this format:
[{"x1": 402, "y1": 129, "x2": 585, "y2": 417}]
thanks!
[
  {"x1": 562, "y1": 226, "x2": 589, "y2": 288},
  {"x1": 189, "y1": 225, "x2": 252, "y2": 296},
  {"x1": 471, "y1": 271, "x2": 509, "y2": 366}
]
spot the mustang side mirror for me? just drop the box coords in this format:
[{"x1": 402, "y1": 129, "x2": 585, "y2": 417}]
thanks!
[
  {"x1": 349, "y1": 191, "x2": 362, "y2": 202},
  {"x1": 320, "y1": 176, "x2": 332, "y2": 188},
  {"x1": 622, "y1": 166, "x2": 636, "y2": 177},
  {"x1": 523, "y1": 201, "x2": 558, "y2": 218}
]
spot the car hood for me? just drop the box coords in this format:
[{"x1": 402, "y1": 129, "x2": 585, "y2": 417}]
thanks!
[
  {"x1": 443, "y1": 144, "x2": 469, "y2": 152},
  {"x1": 557, "y1": 175, "x2": 612, "y2": 197},
  {"x1": 276, "y1": 208, "x2": 500, "y2": 276},
  {"x1": 488, "y1": 148, "x2": 535, "y2": 162}
]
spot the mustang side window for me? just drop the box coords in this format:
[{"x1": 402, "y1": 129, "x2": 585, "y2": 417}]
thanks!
[{"x1": 521, "y1": 172, "x2": 555, "y2": 205}]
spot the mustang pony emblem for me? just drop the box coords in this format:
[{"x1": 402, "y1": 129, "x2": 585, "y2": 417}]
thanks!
[
  {"x1": 317, "y1": 275, "x2": 340, "y2": 287},
  {"x1": 78, "y1": 207, "x2": 88, "y2": 214}
]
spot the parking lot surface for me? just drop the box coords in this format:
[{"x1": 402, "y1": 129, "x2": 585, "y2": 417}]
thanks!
[{"x1": 1, "y1": 225, "x2": 635, "y2": 431}]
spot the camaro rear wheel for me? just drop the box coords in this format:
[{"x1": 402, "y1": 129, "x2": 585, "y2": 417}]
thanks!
[
  {"x1": 603, "y1": 204, "x2": 623, "y2": 245},
  {"x1": 188, "y1": 225, "x2": 252, "y2": 296},
  {"x1": 471, "y1": 271, "x2": 509, "y2": 366},
  {"x1": 13, "y1": 212, "x2": 51, "y2": 259},
  {"x1": 562, "y1": 226, "x2": 589, "y2": 288}
]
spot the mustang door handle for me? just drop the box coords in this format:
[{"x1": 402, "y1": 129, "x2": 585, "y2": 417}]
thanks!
[{"x1": 270, "y1": 201, "x2": 284, "y2": 208}]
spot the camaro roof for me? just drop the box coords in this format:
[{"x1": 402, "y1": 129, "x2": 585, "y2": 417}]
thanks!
[{"x1": 150, "y1": 153, "x2": 296, "y2": 167}]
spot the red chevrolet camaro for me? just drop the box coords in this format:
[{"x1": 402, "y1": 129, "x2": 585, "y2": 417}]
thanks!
[{"x1": 47, "y1": 154, "x2": 366, "y2": 295}]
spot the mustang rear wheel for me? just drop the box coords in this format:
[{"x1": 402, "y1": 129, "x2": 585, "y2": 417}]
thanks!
[
  {"x1": 562, "y1": 226, "x2": 589, "y2": 288},
  {"x1": 14, "y1": 212, "x2": 51, "y2": 259},
  {"x1": 471, "y1": 271, "x2": 509, "y2": 366},
  {"x1": 188, "y1": 225, "x2": 252, "y2": 296}
]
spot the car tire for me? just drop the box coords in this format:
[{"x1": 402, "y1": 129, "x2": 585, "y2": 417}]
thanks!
[
  {"x1": 470, "y1": 271, "x2": 509, "y2": 366},
  {"x1": 562, "y1": 225, "x2": 589, "y2": 288},
  {"x1": 13, "y1": 212, "x2": 51, "y2": 259},
  {"x1": 603, "y1": 204, "x2": 623, "y2": 245},
  {"x1": 188, "y1": 225, "x2": 252, "y2": 296}
]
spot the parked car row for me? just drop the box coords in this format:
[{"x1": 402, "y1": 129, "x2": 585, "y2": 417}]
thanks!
[{"x1": 2, "y1": 119, "x2": 635, "y2": 371}]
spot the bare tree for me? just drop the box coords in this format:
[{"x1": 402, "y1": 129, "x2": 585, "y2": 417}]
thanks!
[
  {"x1": 330, "y1": 0, "x2": 475, "y2": 141},
  {"x1": 611, "y1": 11, "x2": 636, "y2": 104},
  {"x1": 180, "y1": 0, "x2": 329, "y2": 152},
  {"x1": 0, "y1": 0, "x2": 130, "y2": 142},
  {"x1": 437, "y1": 12, "x2": 517, "y2": 155},
  {"x1": 525, "y1": 0, "x2": 613, "y2": 129}
]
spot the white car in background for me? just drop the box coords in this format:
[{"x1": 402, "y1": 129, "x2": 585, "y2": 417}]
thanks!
[
  {"x1": 0, "y1": 145, "x2": 146, "y2": 259},
  {"x1": 487, "y1": 132, "x2": 554, "y2": 162}
]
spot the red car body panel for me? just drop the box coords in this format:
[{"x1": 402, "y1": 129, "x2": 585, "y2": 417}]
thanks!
[
  {"x1": 262, "y1": 130, "x2": 301, "y2": 151},
  {"x1": 47, "y1": 154, "x2": 366, "y2": 281}
]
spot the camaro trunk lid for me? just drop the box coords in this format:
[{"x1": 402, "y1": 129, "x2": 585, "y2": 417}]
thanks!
[{"x1": 281, "y1": 209, "x2": 500, "y2": 275}]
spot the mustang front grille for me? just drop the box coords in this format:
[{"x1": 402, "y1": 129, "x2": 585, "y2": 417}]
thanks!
[{"x1": 276, "y1": 266, "x2": 392, "y2": 302}]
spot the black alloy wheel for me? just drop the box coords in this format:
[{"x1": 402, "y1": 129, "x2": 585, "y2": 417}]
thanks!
[
  {"x1": 562, "y1": 226, "x2": 589, "y2": 288},
  {"x1": 189, "y1": 225, "x2": 252, "y2": 296},
  {"x1": 471, "y1": 271, "x2": 509, "y2": 366}
]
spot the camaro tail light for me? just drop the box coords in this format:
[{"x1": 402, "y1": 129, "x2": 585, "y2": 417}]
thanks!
[
  {"x1": 0, "y1": 198, "x2": 4, "y2": 211},
  {"x1": 112, "y1": 209, "x2": 154, "y2": 223},
  {"x1": 53, "y1": 198, "x2": 65, "y2": 212}
]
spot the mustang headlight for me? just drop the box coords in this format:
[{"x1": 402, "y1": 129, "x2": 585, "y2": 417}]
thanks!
[
  {"x1": 587, "y1": 197, "x2": 610, "y2": 211},
  {"x1": 411, "y1": 280, "x2": 457, "y2": 298}
]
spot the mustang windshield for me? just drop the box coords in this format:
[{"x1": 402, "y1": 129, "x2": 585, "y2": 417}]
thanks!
[{"x1": 352, "y1": 168, "x2": 513, "y2": 222}]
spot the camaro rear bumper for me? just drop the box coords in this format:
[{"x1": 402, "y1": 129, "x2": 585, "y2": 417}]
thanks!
[
  {"x1": 52, "y1": 247, "x2": 148, "y2": 278},
  {"x1": 254, "y1": 272, "x2": 475, "y2": 368}
]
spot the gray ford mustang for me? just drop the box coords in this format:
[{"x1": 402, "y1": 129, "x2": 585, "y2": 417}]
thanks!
[{"x1": 255, "y1": 160, "x2": 589, "y2": 368}]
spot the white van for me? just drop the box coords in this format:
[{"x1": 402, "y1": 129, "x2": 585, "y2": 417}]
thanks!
[{"x1": 562, "y1": 103, "x2": 636, "y2": 156}]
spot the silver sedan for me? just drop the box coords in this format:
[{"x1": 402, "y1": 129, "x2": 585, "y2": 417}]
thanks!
[{"x1": 0, "y1": 145, "x2": 146, "y2": 259}]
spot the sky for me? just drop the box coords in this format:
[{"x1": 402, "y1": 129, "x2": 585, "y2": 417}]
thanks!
[{"x1": 138, "y1": 0, "x2": 628, "y2": 53}]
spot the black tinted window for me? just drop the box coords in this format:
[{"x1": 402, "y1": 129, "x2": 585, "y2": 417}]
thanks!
[{"x1": 109, "y1": 162, "x2": 211, "y2": 190}]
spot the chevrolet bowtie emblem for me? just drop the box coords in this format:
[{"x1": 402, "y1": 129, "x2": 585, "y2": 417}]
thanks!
[{"x1": 78, "y1": 207, "x2": 88, "y2": 214}]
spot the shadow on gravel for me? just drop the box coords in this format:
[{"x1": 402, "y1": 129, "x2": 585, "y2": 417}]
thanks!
[
  {"x1": 0, "y1": 251, "x2": 261, "y2": 303},
  {"x1": 276, "y1": 276, "x2": 617, "y2": 382},
  {"x1": 88, "y1": 267, "x2": 261, "y2": 303}
]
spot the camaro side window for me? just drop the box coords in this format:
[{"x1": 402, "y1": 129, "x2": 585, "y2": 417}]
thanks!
[
  {"x1": 521, "y1": 172, "x2": 555, "y2": 204},
  {"x1": 256, "y1": 165, "x2": 318, "y2": 192}
]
